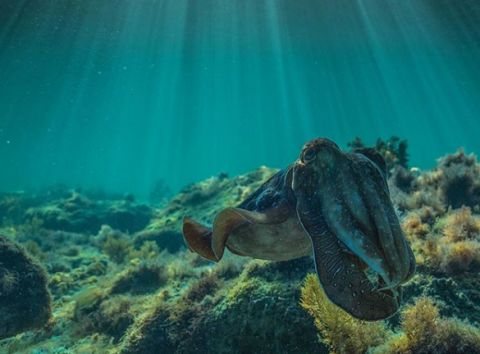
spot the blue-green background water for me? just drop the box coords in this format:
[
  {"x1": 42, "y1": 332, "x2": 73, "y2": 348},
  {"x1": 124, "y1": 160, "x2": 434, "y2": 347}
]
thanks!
[{"x1": 1, "y1": 0, "x2": 479, "y2": 198}]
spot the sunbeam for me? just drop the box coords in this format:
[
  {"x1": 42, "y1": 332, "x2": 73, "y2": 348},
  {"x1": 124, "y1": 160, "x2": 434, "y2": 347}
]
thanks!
[{"x1": 0, "y1": 0, "x2": 479, "y2": 198}]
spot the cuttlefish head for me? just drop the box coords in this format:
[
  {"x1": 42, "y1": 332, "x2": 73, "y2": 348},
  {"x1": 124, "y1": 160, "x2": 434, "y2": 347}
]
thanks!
[{"x1": 292, "y1": 138, "x2": 415, "y2": 320}]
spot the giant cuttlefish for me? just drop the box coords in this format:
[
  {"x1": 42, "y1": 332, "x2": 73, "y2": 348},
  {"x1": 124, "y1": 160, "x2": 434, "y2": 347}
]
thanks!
[{"x1": 183, "y1": 138, "x2": 415, "y2": 320}]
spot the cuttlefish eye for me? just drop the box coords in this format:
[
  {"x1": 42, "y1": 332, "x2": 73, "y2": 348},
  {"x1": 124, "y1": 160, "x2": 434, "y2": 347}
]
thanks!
[{"x1": 302, "y1": 148, "x2": 317, "y2": 163}]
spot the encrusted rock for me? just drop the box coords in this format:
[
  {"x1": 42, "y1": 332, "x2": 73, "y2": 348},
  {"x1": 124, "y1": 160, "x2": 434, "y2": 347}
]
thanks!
[{"x1": 0, "y1": 235, "x2": 52, "y2": 340}]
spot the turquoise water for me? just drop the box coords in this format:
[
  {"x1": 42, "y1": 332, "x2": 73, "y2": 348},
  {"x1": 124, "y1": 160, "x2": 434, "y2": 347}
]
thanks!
[{"x1": 1, "y1": 0, "x2": 479, "y2": 197}]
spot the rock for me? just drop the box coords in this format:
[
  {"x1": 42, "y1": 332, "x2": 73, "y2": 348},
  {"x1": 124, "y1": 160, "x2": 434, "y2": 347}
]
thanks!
[
  {"x1": 0, "y1": 235, "x2": 52, "y2": 340},
  {"x1": 119, "y1": 258, "x2": 320, "y2": 354},
  {"x1": 25, "y1": 192, "x2": 153, "y2": 234}
]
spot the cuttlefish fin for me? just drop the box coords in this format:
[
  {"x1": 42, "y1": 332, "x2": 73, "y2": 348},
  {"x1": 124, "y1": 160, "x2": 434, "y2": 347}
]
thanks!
[
  {"x1": 184, "y1": 205, "x2": 291, "y2": 262},
  {"x1": 182, "y1": 217, "x2": 217, "y2": 261},
  {"x1": 212, "y1": 205, "x2": 293, "y2": 260}
]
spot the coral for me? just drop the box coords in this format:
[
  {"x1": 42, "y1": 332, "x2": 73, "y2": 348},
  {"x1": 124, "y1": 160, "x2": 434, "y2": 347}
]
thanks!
[
  {"x1": 0, "y1": 235, "x2": 52, "y2": 340},
  {"x1": 300, "y1": 274, "x2": 389, "y2": 354}
]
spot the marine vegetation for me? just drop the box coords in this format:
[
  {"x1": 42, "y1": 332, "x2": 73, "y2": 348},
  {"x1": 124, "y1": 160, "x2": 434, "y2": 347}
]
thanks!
[
  {"x1": 348, "y1": 136, "x2": 409, "y2": 170},
  {"x1": 403, "y1": 206, "x2": 480, "y2": 274},
  {"x1": 1, "y1": 137, "x2": 480, "y2": 354},
  {"x1": 301, "y1": 274, "x2": 480, "y2": 354},
  {"x1": 300, "y1": 274, "x2": 389, "y2": 353}
]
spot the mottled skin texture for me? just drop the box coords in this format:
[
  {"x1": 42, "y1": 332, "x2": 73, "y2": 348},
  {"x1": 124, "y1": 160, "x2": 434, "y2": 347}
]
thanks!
[{"x1": 183, "y1": 138, "x2": 415, "y2": 320}]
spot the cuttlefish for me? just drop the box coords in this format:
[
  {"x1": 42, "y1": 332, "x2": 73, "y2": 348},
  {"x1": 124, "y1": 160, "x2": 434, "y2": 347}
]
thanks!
[{"x1": 183, "y1": 138, "x2": 415, "y2": 320}]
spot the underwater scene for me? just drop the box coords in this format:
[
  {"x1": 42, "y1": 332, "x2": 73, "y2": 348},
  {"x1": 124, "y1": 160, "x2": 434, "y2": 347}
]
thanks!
[{"x1": 1, "y1": 1, "x2": 480, "y2": 353}]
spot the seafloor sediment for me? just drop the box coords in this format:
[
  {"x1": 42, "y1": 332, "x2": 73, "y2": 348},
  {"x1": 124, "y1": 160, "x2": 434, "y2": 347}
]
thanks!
[{"x1": 1, "y1": 139, "x2": 480, "y2": 354}]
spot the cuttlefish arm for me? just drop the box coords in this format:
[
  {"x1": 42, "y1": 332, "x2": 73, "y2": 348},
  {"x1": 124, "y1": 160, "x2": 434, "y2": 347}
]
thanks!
[{"x1": 296, "y1": 196, "x2": 401, "y2": 321}]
